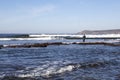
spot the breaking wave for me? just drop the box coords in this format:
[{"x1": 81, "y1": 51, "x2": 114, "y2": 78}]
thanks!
[
  {"x1": 0, "y1": 37, "x2": 53, "y2": 41},
  {"x1": 0, "y1": 58, "x2": 118, "y2": 79}
]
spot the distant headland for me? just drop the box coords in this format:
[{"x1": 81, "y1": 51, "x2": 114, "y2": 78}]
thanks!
[{"x1": 77, "y1": 29, "x2": 120, "y2": 35}]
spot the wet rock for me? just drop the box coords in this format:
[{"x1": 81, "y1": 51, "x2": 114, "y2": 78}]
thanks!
[
  {"x1": 75, "y1": 42, "x2": 120, "y2": 46},
  {"x1": 2, "y1": 42, "x2": 120, "y2": 49},
  {"x1": 1, "y1": 76, "x2": 35, "y2": 80},
  {"x1": 7, "y1": 43, "x2": 48, "y2": 48},
  {"x1": 31, "y1": 43, "x2": 48, "y2": 47},
  {"x1": 66, "y1": 61, "x2": 106, "y2": 70},
  {"x1": 5, "y1": 42, "x2": 64, "y2": 48},
  {"x1": 80, "y1": 61, "x2": 106, "y2": 69},
  {"x1": 55, "y1": 78, "x2": 64, "y2": 80},
  {"x1": 0, "y1": 45, "x2": 3, "y2": 49},
  {"x1": 50, "y1": 42, "x2": 63, "y2": 45}
]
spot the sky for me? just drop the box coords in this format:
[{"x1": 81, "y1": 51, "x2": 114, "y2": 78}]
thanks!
[{"x1": 0, "y1": 0, "x2": 120, "y2": 33}]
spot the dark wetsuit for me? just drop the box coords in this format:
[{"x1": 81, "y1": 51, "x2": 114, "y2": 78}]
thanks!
[{"x1": 83, "y1": 35, "x2": 86, "y2": 42}]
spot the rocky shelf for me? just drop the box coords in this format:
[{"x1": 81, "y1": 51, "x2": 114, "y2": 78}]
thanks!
[{"x1": 0, "y1": 42, "x2": 120, "y2": 49}]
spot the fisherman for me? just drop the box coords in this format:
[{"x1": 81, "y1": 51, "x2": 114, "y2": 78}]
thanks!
[{"x1": 83, "y1": 34, "x2": 86, "y2": 42}]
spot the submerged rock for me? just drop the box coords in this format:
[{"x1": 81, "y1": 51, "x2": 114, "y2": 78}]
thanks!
[
  {"x1": 1, "y1": 76, "x2": 35, "y2": 80},
  {"x1": 0, "y1": 45, "x2": 3, "y2": 49}
]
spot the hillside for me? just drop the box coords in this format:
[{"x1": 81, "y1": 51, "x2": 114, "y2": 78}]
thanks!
[{"x1": 77, "y1": 29, "x2": 120, "y2": 35}]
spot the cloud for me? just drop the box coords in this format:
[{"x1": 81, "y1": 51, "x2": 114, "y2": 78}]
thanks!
[{"x1": 0, "y1": 4, "x2": 56, "y2": 24}]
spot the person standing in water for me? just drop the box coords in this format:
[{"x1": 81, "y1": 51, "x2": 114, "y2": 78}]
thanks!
[{"x1": 83, "y1": 34, "x2": 86, "y2": 42}]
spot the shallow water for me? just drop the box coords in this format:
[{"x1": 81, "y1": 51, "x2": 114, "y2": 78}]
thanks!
[{"x1": 0, "y1": 39, "x2": 120, "y2": 80}]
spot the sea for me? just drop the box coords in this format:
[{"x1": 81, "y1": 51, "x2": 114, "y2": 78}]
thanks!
[{"x1": 0, "y1": 34, "x2": 120, "y2": 80}]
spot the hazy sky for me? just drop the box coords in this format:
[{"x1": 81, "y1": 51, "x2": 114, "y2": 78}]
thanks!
[{"x1": 0, "y1": 0, "x2": 120, "y2": 33}]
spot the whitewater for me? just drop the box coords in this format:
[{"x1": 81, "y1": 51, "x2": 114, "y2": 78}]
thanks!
[{"x1": 0, "y1": 34, "x2": 120, "y2": 41}]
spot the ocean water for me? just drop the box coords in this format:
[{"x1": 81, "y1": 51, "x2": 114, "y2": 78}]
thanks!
[{"x1": 0, "y1": 34, "x2": 120, "y2": 80}]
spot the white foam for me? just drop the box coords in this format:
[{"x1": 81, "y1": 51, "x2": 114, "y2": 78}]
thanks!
[
  {"x1": 18, "y1": 73, "x2": 34, "y2": 78},
  {"x1": 0, "y1": 34, "x2": 120, "y2": 41},
  {"x1": 0, "y1": 73, "x2": 5, "y2": 78},
  {"x1": 3, "y1": 44, "x2": 21, "y2": 47},
  {"x1": 0, "y1": 38, "x2": 11, "y2": 41},
  {"x1": 29, "y1": 34, "x2": 120, "y2": 38},
  {"x1": 86, "y1": 34, "x2": 120, "y2": 38},
  {"x1": 57, "y1": 65, "x2": 74, "y2": 73},
  {"x1": 0, "y1": 37, "x2": 52, "y2": 41},
  {"x1": 16, "y1": 65, "x2": 75, "y2": 78},
  {"x1": 13, "y1": 60, "x2": 72, "y2": 78},
  {"x1": 3, "y1": 45, "x2": 8, "y2": 47},
  {"x1": 0, "y1": 61, "x2": 77, "y2": 78}
]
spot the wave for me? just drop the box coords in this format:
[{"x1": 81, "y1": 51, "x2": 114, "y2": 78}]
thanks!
[
  {"x1": 0, "y1": 34, "x2": 120, "y2": 41},
  {"x1": 0, "y1": 59, "x2": 118, "y2": 79},
  {"x1": 0, "y1": 37, "x2": 53, "y2": 41},
  {"x1": 0, "y1": 65, "x2": 75, "y2": 78}
]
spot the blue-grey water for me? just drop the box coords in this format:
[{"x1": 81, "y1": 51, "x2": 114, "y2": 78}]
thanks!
[{"x1": 0, "y1": 34, "x2": 120, "y2": 80}]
